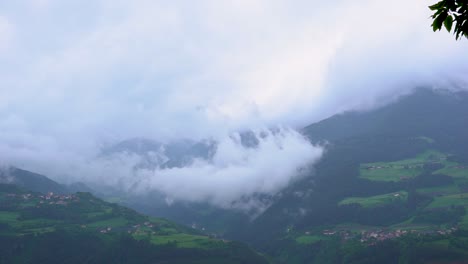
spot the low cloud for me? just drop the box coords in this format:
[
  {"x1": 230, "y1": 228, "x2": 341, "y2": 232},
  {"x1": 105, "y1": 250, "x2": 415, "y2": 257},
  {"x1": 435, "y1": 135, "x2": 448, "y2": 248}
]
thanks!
[
  {"x1": 0, "y1": 0, "x2": 467, "y2": 209},
  {"x1": 132, "y1": 129, "x2": 322, "y2": 209},
  {"x1": 0, "y1": 125, "x2": 322, "y2": 210}
]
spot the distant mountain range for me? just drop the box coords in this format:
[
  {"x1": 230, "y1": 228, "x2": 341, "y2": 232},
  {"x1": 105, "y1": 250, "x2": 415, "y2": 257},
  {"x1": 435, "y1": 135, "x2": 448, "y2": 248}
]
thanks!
[{"x1": 101, "y1": 138, "x2": 216, "y2": 169}]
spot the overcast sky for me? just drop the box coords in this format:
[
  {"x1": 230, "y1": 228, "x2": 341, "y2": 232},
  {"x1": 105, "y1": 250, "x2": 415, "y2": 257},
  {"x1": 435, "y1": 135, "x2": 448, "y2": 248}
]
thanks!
[{"x1": 1, "y1": 0, "x2": 467, "y2": 209}]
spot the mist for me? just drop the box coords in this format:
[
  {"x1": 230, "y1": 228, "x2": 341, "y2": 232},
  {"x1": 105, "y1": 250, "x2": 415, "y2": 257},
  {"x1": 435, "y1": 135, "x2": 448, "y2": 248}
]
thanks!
[{"x1": 1, "y1": 0, "x2": 468, "y2": 209}]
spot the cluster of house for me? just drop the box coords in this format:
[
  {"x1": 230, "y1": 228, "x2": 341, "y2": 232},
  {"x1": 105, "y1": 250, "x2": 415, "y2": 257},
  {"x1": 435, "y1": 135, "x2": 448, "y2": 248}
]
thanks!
[
  {"x1": 358, "y1": 228, "x2": 457, "y2": 244},
  {"x1": 358, "y1": 229, "x2": 408, "y2": 243},
  {"x1": 191, "y1": 223, "x2": 206, "y2": 231},
  {"x1": 97, "y1": 221, "x2": 158, "y2": 235},
  {"x1": 134, "y1": 221, "x2": 155, "y2": 229},
  {"x1": 100, "y1": 227, "x2": 112, "y2": 234},
  {"x1": 364, "y1": 165, "x2": 390, "y2": 170},
  {"x1": 37, "y1": 192, "x2": 79, "y2": 206},
  {"x1": 305, "y1": 227, "x2": 458, "y2": 244},
  {"x1": 364, "y1": 163, "x2": 428, "y2": 171},
  {"x1": 127, "y1": 221, "x2": 158, "y2": 236},
  {"x1": 5, "y1": 191, "x2": 79, "y2": 206}
]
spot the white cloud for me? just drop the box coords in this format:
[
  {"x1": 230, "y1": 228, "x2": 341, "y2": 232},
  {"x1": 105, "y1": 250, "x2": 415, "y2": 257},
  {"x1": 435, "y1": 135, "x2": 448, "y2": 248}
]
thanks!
[
  {"x1": 132, "y1": 129, "x2": 323, "y2": 210},
  {"x1": 0, "y1": 16, "x2": 14, "y2": 54},
  {"x1": 0, "y1": 124, "x2": 322, "y2": 211},
  {"x1": 0, "y1": 0, "x2": 467, "y2": 208}
]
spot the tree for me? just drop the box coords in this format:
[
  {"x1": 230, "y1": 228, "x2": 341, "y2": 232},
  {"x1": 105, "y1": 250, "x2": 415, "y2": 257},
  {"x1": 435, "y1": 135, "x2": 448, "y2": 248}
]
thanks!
[{"x1": 429, "y1": 0, "x2": 468, "y2": 40}]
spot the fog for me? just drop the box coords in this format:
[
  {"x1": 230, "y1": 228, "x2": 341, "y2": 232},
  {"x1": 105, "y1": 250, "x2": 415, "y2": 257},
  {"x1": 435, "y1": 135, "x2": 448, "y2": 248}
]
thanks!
[{"x1": 0, "y1": 0, "x2": 468, "y2": 209}]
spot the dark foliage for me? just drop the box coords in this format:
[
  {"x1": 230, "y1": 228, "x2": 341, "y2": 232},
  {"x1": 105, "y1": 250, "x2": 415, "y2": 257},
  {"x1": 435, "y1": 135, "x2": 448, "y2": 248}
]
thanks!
[{"x1": 430, "y1": 0, "x2": 468, "y2": 40}]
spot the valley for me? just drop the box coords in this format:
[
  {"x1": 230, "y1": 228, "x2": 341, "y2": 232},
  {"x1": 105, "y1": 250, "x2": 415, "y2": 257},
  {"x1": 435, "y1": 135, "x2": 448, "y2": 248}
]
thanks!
[{"x1": 2, "y1": 88, "x2": 468, "y2": 263}]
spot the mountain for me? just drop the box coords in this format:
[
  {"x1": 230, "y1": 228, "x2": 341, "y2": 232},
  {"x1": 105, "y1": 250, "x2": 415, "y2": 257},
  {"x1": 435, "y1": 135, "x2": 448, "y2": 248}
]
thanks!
[
  {"x1": 101, "y1": 137, "x2": 216, "y2": 169},
  {"x1": 234, "y1": 88, "x2": 468, "y2": 263},
  {"x1": 0, "y1": 167, "x2": 68, "y2": 194},
  {"x1": 95, "y1": 132, "x2": 272, "y2": 236},
  {"x1": 0, "y1": 183, "x2": 269, "y2": 264},
  {"x1": 304, "y1": 88, "x2": 468, "y2": 155},
  {"x1": 0, "y1": 167, "x2": 94, "y2": 195},
  {"x1": 6, "y1": 87, "x2": 468, "y2": 263}
]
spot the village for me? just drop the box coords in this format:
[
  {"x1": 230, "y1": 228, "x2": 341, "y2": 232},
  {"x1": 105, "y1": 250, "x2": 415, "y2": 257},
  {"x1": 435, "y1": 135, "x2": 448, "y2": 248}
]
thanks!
[
  {"x1": 3, "y1": 191, "x2": 161, "y2": 236},
  {"x1": 308, "y1": 226, "x2": 458, "y2": 245},
  {"x1": 5, "y1": 191, "x2": 80, "y2": 206}
]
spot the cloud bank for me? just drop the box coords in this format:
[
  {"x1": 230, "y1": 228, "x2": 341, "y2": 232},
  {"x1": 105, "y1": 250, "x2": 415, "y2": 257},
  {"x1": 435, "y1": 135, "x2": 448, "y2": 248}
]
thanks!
[
  {"x1": 128, "y1": 129, "x2": 322, "y2": 210},
  {"x1": 0, "y1": 0, "x2": 468, "y2": 208}
]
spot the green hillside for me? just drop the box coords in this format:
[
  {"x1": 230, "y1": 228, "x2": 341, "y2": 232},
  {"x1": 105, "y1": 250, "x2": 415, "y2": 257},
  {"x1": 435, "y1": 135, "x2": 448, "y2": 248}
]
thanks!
[
  {"x1": 239, "y1": 89, "x2": 468, "y2": 263},
  {"x1": 0, "y1": 184, "x2": 269, "y2": 264}
]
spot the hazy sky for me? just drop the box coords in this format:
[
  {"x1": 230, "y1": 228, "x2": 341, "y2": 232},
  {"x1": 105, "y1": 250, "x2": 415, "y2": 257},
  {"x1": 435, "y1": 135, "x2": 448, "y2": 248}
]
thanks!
[{"x1": 1, "y1": 0, "x2": 467, "y2": 209}]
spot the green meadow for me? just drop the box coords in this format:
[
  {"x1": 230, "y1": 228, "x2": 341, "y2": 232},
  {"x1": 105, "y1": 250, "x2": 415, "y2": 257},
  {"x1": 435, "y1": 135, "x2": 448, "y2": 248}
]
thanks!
[
  {"x1": 295, "y1": 235, "x2": 325, "y2": 245},
  {"x1": 417, "y1": 185, "x2": 460, "y2": 195},
  {"x1": 427, "y1": 193, "x2": 468, "y2": 209},
  {"x1": 0, "y1": 187, "x2": 224, "y2": 251},
  {"x1": 360, "y1": 150, "x2": 468, "y2": 182},
  {"x1": 339, "y1": 191, "x2": 408, "y2": 208}
]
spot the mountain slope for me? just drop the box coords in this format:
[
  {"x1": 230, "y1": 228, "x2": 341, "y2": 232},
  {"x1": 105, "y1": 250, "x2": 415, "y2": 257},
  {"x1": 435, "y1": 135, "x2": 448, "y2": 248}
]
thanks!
[
  {"x1": 304, "y1": 88, "x2": 468, "y2": 156},
  {"x1": 237, "y1": 88, "x2": 468, "y2": 263},
  {"x1": 0, "y1": 183, "x2": 269, "y2": 264},
  {"x1": 0, "y1": 167, "x2": 68, "y2": 194}
]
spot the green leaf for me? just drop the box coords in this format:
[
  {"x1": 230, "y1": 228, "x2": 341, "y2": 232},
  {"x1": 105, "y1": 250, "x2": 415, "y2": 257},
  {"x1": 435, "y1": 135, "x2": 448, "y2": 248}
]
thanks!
[
  {"x1": 433, "y1": 12, "x2": 448, "y2": 30},
  {"x1": 429, "y1": 1, "x2": 446, "y2": 11},
  {"x1": 433, "y1": 12, "x2": 448, "y2": 31},
  {"x1": 444, "y1": 15, "x2": 454, "y2": 31}
]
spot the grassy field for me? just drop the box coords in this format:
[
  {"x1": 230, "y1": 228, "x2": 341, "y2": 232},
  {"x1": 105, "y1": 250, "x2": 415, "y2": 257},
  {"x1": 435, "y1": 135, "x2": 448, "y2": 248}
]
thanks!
[
  {"x1": 0, "y1": 190, "x2": 222, "y2": 250},
  {"x1": 460, "y1": 214, "x2": 468, "y2": 230},
  {"x1": 87, "y1": 217, "x2": 128, "y2": 228},
  {"x1": 427, "y1": 193, "x2": 468, "y2": 209},
  {"x1": 360, "y1": 167, "x2": 421, "y2": 182},
  {"x1": 339, "y1": 191, "x2": 408, "y2": 208},
  {"x1": 390, "y1": 218, "x2": 437, "y2": 231},
  {"x1": 0, "y1": 211, "x2": 19, "y2": 223},
  {"x1": 295, "y1": 235, "x2": 324, "y2": 245},
  {"x1": 152, "y1": 234, "x2": 216, "y2": 248},
  {"x1": 333, "y1": 223, "x2": 382, "y2": 232},
  {"x1": 417, "y1": 184, "x2": 460, "y2": 195},
  {"x1": 359, "y1": 150, "x2": 448, "y2": 182},
  {"x1": 360, "y1": 150, "x2": 468, "y2": 183},
  {"x1": 131, "y1": 232, "x2": 222, "y2": 249},
  {"x1": 434, "y1": 162, "x2": 468, "y2": 178}
]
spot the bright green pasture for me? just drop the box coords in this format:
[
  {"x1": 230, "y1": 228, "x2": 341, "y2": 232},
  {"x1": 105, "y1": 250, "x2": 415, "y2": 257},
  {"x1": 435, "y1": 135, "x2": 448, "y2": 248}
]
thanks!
[
  {"x1": 339, "y1": 191, "x2": 408, "y2": 208},
  {"x1": 295, "y1": 235, "x2": 324, "y2": 245},
  {"x1": 132, "y1": 232, "x2": 220, "y2": 249},
  {"x1": 360, "y1": 150, "x2": 451, "y2": 182},
  {"x1": 360, "y1": 167, "x2": 421, "y2": 182},
  {"x1": 434, "y1": 162, "x2": 468, "y2": 178}
]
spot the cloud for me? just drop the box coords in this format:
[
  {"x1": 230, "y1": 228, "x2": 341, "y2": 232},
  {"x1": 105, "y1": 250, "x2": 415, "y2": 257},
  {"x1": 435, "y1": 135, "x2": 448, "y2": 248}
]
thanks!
[
  {"x1": 0, "y1": 124, "x2": 322, "y2": 211},
  {"x1": 0, "y1": 0, "x2": 467, "y2": 208},
  {"x1": 0, "y1": 16, "x2": 14, "y2": 55},
  {"x1": 132, "y1": 129, "x2": 323, "y2": 210}
]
